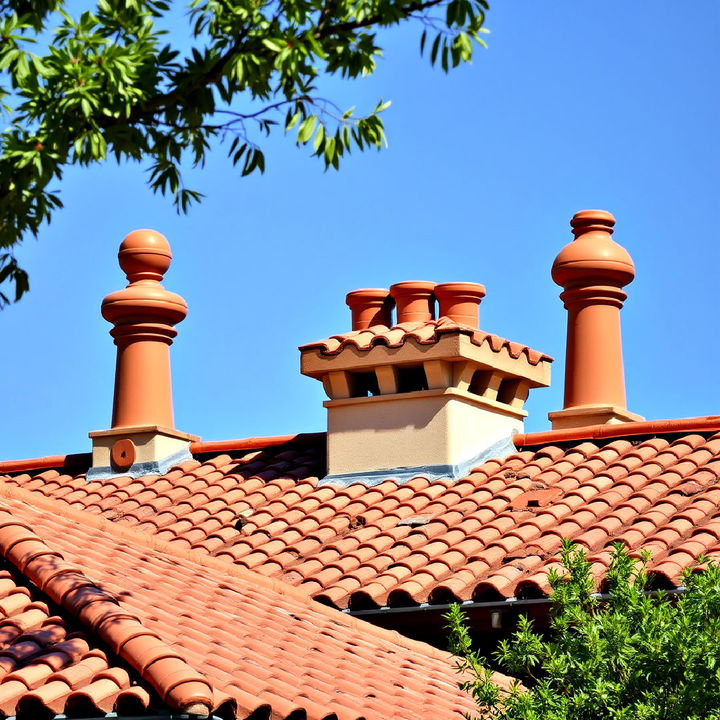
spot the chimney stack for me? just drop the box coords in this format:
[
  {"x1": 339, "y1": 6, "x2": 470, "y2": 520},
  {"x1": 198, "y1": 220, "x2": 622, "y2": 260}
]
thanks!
[
  {"x1": 548, "y1": 210, "x2": 643, "y2": 430},
  {"x1": 88, "y1": 230, "x2": 197, "y2": 480},
  {"x1": 301, "y1": 281, "x2": 552, "y2": 484}
]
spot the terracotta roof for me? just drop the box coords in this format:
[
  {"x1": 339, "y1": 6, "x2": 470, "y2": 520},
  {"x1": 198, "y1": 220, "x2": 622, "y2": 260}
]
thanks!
[
  {"x1": 0, "y1": 565, "x2": 155, "y2": 718},
  {"x1": 4, "y1": 422, "x2": 720, "y2": 610},
  {"x1": 0, "y1": 491, "x2": 493, "y2": 719},
  {"x1": 300, "y1": 318, "x2": 552, "y2": 365}
]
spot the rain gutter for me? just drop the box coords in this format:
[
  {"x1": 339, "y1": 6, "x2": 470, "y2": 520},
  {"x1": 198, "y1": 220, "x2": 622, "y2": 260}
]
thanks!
[{"x1": 344, "y1": 587, "x2": 687, "y2": 618}]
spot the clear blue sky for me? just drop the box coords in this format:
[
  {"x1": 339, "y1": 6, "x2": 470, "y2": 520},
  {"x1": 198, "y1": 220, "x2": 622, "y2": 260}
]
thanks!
[{"x1": 3, "y1": 1, "x2": 719, "y2": 460}]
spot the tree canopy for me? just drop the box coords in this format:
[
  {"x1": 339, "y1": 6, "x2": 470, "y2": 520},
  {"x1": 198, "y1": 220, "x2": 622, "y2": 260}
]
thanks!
[
  {"x1": 0, "y1": 0, "x2": 489, "y2": 305},
  {"x1": 447, "y1": 541, "x2": 720, "y2": 720}
]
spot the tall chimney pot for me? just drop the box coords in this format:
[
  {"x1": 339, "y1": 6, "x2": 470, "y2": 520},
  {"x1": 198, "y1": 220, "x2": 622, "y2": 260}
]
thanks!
[
  {"x1": 102, "y1": 229, "x2": 187, "y2": 428},
  {"x1": 88, "y1": 229, "x2": 197, "y2": 479},
  {"x1": 548, "y1": 210, "x2": 643, "y2": 430}
]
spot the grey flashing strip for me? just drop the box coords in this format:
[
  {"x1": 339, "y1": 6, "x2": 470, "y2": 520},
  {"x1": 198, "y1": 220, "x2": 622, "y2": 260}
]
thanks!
[
  {"x1": 343, "y1": 587, "x2": 687, "y2": 616},
  {"x1": 86, "y1": 446, "x2": 193, "y2": 482},
  {"x1": 320, "y1": 433, "x2": 517, "y2": 487}
]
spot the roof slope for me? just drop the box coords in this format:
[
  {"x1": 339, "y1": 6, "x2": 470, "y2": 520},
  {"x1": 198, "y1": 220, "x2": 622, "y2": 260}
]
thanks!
[
  {"x1": 0, "y1": 563, "x2": 155, "y2": 718},
  {"x1": 3, "y1": 426, "x2": 720, "y2": 610},
  {"x1": 0, "y1": 490, "x2": 489, "y2": 719}
]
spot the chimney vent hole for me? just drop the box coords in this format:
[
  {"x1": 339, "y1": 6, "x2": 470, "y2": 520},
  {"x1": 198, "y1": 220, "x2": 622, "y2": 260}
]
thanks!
[
  {"x1": 348, "y1": 371, "x2": 380, "y2": 398},
  {"x1": 396, "y1": 366, "x2": 428, "y2": 394}
]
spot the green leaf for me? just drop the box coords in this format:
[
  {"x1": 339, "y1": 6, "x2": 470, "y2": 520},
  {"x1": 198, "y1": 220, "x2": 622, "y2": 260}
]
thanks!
[{"x1": 297, "y1": 115, "x2": 317, "y2": 144}]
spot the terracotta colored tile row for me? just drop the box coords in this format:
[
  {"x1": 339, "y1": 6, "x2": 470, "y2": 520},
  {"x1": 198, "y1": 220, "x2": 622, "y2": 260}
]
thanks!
[
  {"x1": 4, "y1": 431, "x2": 720, "y2": 613},
  {"x1": 0, "y1": 564, "x2": 156, "y2": 719},
  {"x1": 0, "y1": 497, "x2": 488, "y2": 719},
  {"x1": 300, "y1": 316, "x2": 551, "y2": 365}
]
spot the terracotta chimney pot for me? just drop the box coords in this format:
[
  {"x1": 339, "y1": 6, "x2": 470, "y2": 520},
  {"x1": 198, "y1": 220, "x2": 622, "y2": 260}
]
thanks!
[
  {"x1": 88, "y1": 228, "x2": 197, "y2": 480},
  {"x1": 435, "y1": 282, "x2": 486, "y2": 327},
  {"x1": 101, "y1": 229, "x2": 188, "y2": 429},
  {"x1": 389, "y1": 281, "x2": 436, "y2": 324},
  {"x1": 346, "y1": 289, "x2": 393, "y2": 330},
  {"x1": 549, "y1": 210, "x2": 642, "y2": 428}
]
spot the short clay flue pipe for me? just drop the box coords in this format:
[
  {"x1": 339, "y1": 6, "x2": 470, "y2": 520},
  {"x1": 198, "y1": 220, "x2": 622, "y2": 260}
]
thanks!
[
  {"x1": 389, "y1": 281, "x2": 436, "y2": 324},
  {"x1": 434, "y1": 282, "x2": 486, "y2": 327},
  {"x1": 346, "y1": 289, "x2": 393, "y2": 330}
]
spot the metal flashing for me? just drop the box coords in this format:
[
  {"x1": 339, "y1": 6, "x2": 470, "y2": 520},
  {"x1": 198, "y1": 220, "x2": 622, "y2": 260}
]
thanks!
[{"x1": 86, "y1": 446, "x2": 193, "y2": 482}]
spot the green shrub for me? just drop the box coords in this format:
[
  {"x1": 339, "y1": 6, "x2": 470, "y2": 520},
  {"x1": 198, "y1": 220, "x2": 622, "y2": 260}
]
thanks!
[{"x1": 446, "y1": 540, "x2": 720, "y2": 720}]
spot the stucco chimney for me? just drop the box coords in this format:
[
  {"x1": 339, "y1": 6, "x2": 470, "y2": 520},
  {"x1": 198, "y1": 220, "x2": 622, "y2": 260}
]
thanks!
[
  {"x1": 87, "y1": 229, "x2": 197, "y2": 479},
  {"x1": 301, "y1": 281, "x2": 552, "y2": 484},
  {"x1": 548, "y1": 210, "x2": 643, "y2": 430}
]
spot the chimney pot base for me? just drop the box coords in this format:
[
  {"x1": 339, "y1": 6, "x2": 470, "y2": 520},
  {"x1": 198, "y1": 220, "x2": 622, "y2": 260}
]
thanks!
[
  {"x1": 548, "y1": 405, "x2": 644, "y2": 431},
  {"x1": 88, "y1": 425, "x2": 199, "y2": 480}
]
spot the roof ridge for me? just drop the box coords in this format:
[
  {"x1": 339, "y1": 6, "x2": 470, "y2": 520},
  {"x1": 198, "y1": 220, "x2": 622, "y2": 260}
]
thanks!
[
  {"x1": 190, "y1": 431, "x2": 324, "y2": 456},
  {"x1": 514, "y1": 415, "x2": 720, "y2": 447},
  {"x1": 0, "y1": 500, "x2": 215, "y2": 714},
  {"x1": 0, "y1": 431, "x2": 325, "y2": 474},
  {"x1": 0, "y1": 481, "x2": 462, "y2": 664}
]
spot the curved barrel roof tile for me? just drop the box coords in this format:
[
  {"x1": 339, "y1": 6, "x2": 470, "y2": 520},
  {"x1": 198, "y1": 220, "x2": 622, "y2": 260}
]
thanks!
[{"x1": 3, "y1": 425, "x2": 720, "y2": 611}]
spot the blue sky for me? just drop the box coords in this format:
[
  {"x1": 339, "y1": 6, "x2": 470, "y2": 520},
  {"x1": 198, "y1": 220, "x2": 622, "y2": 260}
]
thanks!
[{"x1": 3, "y1": 1, "x2": 719, "y2": 460}]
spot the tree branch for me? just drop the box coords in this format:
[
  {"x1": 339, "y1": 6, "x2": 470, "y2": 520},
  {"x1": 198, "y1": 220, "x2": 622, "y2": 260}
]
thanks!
[{"x1": 315, "y1": 0, "x2": 447, "y2": 37}]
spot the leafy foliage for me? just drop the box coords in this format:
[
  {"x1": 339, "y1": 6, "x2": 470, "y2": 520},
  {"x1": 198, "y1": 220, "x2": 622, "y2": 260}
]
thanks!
[
  {"x1": 0, "y1": 0, "x2": 490, "y2": 305},
  {"x1": 447, "y1": 540, "x2": 720, "y2": 720}
]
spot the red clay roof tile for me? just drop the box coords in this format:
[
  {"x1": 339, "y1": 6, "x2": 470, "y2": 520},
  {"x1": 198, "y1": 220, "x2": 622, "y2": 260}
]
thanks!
[
  {"x1": 0, "y1": 491, "x2": 500, "y2": 719},
  {"x1": 3, "y1": 425, "x2": 720, "y2": 618},
  {"x1": 300, "y1": 317, "x2": 552, "y2": 365}
]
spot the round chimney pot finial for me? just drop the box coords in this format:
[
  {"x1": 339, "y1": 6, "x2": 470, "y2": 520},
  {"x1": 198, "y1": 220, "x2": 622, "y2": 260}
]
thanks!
[
  {"x1": 118, "y1": 229, "x2": 173, "y2": 282},
  {"x1": 552, "y1": 209, "x2": 635, "y2": 290},
  {"x1": 570, "y1": 209, "x2": 616, "y2": 237}
]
